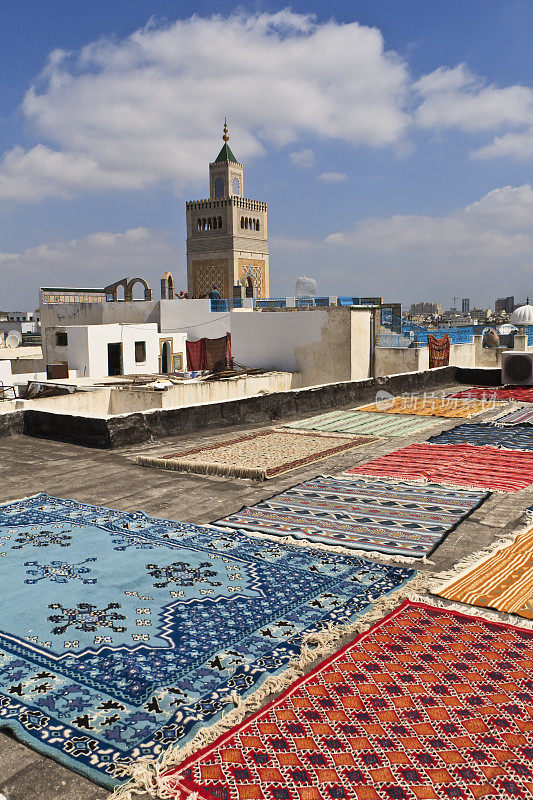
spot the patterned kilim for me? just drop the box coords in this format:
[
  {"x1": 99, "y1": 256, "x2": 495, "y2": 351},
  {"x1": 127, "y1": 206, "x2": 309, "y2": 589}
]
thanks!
[
  {"x1": 163, "y1": 600, "x2": 533, "y2": 800},
  {"x1": 0, "y1": 494, "x2": 413, "y2": 788},
  {"x1": 359, "y1": 396, "x2": 500, "y2": 418},
  {"x1": 428, "y1": 422, "x2": 533, "y2": 451},
  {"x1": 437, "y1": 525, "x2": 533, "y2": 619},
  {"x1": 216, "y1": 476, "x2": 489, "y2": 559},
  {"x1": 285, "y1": 410, "x2": 436, "y2": 437},
  {"x1": 496, "y1": 407, "x2": 533, "y2": 425},
  {"x1": 428, "y1": 333, "x2": 450, "y2": 369},
  {"x1": 138, "y1": 430, "x2": 375, "y2": 480},
  {"x1": 345, "y1": 442, "x2": 533, "y2": 492},
  {"x1": 451, "y1": 386, "x2": 533, "y2": 402}
]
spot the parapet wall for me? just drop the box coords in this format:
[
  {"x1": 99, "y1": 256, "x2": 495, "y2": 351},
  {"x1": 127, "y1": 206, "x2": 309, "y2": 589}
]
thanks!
[{"x1": 22, "y1": 366, "x2": 461, "y2": 449}]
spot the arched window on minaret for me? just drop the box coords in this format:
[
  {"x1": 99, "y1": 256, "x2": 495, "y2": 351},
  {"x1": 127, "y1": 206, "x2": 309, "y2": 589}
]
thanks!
[
  {"x1": 241, "y1": 217, "x2": 244, "y2": 228},
  {"x1": 214, "y1": 177, "x2": 224, "y2": 198},
  {"x1": 232, "y1": 177, "x2": 239, "y2": 195},
  {"x1": 218, "y1": 216, "x2": 222, "y2": 228}
]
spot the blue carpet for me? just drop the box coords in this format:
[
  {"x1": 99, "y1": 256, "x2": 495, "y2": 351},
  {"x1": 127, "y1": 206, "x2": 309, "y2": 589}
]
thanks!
[
  {"x1": 216, "y1": 476, "x2": 489, "y2": 558},
  {"x1": 427, "y1": 422, "x2": 533, "y2": 451},
  {"x1": 0, "y1": 494, "x2": 414, "y2": 788}
]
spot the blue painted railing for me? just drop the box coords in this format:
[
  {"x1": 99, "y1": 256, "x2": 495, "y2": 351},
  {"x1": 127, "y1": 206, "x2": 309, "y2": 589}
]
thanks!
[
  {"x1": 210, "y1": 298, "x2": 243, "y2": 312},
  {"x1": 254, "y1": 298, "x2": 287, "y2": 309},
  {"x1": 338, "y1": 297, "x2": 377, "y2": 307},
  {"x1": 524, "y1": 325, "x2": 533, "y2": 345},
  {"x1": 379, "y1": 311, "x2": 474, "y2": 347}
]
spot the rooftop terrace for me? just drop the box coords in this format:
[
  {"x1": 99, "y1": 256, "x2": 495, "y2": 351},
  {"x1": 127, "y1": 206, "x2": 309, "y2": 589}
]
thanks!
[{"x1": 0, "y1": 368, "x2": 532, "y2": 799}]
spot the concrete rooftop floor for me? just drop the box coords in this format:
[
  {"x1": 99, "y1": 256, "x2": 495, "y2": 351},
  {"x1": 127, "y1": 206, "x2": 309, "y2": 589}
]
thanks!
[{"x1": 0, "y1": 386, "x2": 530, "y2": 799}]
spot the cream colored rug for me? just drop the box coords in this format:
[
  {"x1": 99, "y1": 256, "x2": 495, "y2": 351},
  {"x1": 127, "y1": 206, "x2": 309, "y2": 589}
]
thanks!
[{"x1": 138, "y1": 429, "x2": 375, "y2": 480}]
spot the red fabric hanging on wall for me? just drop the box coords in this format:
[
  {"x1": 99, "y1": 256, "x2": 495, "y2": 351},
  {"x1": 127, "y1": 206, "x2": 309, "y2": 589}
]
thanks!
[
  {"x1": 428, "y1": 334, "x2": 450, "y2": 368},
  {"x1": 186, "y1": 339, "x2": 206, "y2": 370}
]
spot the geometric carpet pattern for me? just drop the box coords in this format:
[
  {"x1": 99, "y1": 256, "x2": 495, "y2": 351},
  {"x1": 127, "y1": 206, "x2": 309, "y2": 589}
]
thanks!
[
  {"x1": 285, "y1": 410, "x2": 437, "y2": 437},
  {"x1": 163, "y1": 600, "x2": 533, "y2": 800},
  {"x1": 437, "y1": 524, "x2": 533, "y2": 619},
  {"x1": 451, "y1": 386, "x2": 533, "y2": 402},
  {"x1": 345, "y1": 442, "x2": 533, "y2": 492},
  {"x1": 427, "y1": 422, "x2": 533, "y2": 451},
  {"x1": 137, "y1": 430, "x2": 375, "y2": 480},
  {"x1": 358, "y1": 396, "x2": 502, "y2": 418},
  {"x1": 496, "y1": 407, "x2": 533, "y2": 425},
  {"x1": 215, "y1": 476, "x2": 489, "y2": 559},
  {"x1": 0, "y1": 494, "x2": 413, "y2": 788}
]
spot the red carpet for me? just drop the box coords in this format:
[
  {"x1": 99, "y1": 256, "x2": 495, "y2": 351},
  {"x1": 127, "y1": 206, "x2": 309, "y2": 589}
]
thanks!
[
  {"x1": 451, "y1": 386, "x2": 533, "y2": 403},
  {"x1": 162, "y1": 600, "x2": 533, "y2": 800},
  {"x1": 345, "y1": 442, "x2": 533, "y2": 492}
]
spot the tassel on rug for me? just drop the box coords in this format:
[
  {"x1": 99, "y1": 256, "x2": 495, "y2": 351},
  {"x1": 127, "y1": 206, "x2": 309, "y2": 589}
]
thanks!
[{"x1": 112, "y1": 573, "x2": 432, "y2": 800}]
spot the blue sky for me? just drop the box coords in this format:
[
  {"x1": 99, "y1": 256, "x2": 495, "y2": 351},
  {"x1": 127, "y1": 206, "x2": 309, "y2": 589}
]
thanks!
[{"x1": 1, "y1": 0, "x2": 533, "y2": 309}]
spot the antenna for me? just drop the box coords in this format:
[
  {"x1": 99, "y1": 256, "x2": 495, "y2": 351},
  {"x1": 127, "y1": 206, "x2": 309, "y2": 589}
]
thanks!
[{"x1": 453, "y1": 297, "x2": 459, "y2": 309}]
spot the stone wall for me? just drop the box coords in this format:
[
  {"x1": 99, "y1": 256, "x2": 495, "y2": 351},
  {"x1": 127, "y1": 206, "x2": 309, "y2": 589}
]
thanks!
[{"x1": 22, "y1": 366, "x2": 457, "y2": 449}]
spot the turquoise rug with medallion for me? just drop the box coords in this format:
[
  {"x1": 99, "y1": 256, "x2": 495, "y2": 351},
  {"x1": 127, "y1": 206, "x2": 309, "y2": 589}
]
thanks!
[{"x1": 0, "y1": 494, "x2": 414, "y2": 788}]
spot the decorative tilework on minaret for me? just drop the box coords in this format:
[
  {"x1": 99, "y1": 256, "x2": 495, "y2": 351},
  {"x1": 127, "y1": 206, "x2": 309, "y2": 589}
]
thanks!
[{"x1": 186, "y1": 121, "x2": 269, "y2": 298}]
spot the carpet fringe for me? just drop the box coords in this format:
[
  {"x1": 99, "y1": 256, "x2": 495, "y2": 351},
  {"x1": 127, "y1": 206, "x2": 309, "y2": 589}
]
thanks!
[
  {"x1": 418, "y1": 594, "x2": 533, "y2": 631},
  {"x1": 428, "y1": 517, "x2": 533, "y2": 597},
  {"x1": 340, "y1": 471, "x2": 510, "y2": 494},
  {"x1": 111, "y1": 573, "x2": 431, "y2": 800},
  {"x1": 206, "y1": 522, "x2": 429, "y2": 565},
  {"x1": 137, "y1": 456, "x2": 267, "y2": 481},
  {"x1": 0, "y1": 492, "x2": 47, "y2": 507}
]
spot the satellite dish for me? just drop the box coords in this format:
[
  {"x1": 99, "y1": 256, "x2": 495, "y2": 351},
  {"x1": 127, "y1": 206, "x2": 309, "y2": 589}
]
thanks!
[
  {"x1": 295, "y1": 276, "x2": 318, "y2": 297},
  {"x1": 5, "y1": 330, "x2": 21, "y2": 348}
]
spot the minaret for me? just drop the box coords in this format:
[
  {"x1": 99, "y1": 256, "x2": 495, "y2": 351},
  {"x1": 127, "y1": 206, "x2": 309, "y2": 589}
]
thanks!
[{"x1": 186, "y1": 121, "x2": 269, "y2": 298}]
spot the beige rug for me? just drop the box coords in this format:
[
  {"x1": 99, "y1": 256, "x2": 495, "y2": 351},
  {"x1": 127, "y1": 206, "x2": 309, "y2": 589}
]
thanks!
[{"x1": 137, "y1": 429, "x2": 375, "y2": 480}]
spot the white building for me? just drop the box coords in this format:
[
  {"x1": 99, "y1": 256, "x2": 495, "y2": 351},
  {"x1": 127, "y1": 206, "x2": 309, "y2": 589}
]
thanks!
[{"x1": 44, "y1": 323, "x2": 186, "y2": 379}]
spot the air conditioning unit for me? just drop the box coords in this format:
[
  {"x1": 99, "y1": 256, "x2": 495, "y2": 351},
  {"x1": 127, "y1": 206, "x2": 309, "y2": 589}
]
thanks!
[{"x1": 501, "y1": 351, "x2": 533, "y2": 386}]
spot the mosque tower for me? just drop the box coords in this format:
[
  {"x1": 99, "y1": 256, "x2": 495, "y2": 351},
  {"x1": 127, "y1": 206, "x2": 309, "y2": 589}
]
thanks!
[{"x1": 186, "y1": 120, "x2": 269, "y2": 298}]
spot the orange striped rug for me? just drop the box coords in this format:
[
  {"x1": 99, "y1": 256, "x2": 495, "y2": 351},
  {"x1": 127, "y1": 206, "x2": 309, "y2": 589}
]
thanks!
[
  {"x1": 436, "y1": 525, "x2": 533, "y2": 618},
  {"x1": 359, "y1": 396, "x2": 501, "y2": 418}
]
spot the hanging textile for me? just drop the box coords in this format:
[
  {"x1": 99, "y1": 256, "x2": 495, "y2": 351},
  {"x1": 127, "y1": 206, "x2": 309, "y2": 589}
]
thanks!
[
  {"x1": 185, "y1": 339, "x2": 206, "y2": 371},
  {"x1": 205, "y1": 333, "x2": 231, "y2": 370},
  {"x1": 428, "y1": 333, "x2": 450, "y2": 368}
]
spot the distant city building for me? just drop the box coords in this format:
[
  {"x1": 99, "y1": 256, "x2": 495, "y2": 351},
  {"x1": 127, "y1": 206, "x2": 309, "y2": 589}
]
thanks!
[
  {"x1": 186, "y1": 121, "x2": 269, "y2": 299},
  {"x1": 495, "y1": 296, "x2": 515, "y2": 314},
  {"x1": 470, "y1": 307, "x2": 492, "y2": 321},
  {"x1": 461, "y1": 298, "x2": 470, "y2": 314},
  {"x1": 409, "y1": 301, "x2": 442, "y2": 316}
]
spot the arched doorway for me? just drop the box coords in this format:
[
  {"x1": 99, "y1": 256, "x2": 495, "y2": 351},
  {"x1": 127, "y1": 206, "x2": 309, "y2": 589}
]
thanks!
[{"x1": 161, "y1": 340, "x2": 172, "y2": 373}]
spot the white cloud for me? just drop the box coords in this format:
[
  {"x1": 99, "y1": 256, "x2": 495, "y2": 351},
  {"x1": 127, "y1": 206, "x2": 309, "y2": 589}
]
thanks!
[
  {"x1": 0, "y1": 228, "x2": 181, "y2": 306},
  {"x1": 289, "y1": 148, "x2": 316, "y2": 169},
  {"x1": 474, "y1": 129, "x2": 533, "y2": 160},
  {"x1": 414, "y1": 64, "x2": 533, "y2": 160},
  {"x1": 0, "y1": 11, "x2": 410, "y2": 202},
  {"x1": 318, "y1": 171, "x2": 347, "y2": 182},
  {"x1": 415, "y1": 64, "x2": 533, "y2": 132},
  {"x1": 298, "y1": 184, "x2": 533, "y2": 302},
  {"x1": 325, "y1": 184, "x2": 533, "y2": 261}
]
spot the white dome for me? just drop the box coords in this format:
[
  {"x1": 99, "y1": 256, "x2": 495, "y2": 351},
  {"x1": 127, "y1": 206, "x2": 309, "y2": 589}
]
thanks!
[{"x1": 510, "y1": 304, "x2": 533, "y2": 325}]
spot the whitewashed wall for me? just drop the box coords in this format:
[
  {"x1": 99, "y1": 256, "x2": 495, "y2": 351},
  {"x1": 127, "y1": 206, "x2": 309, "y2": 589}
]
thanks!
[{"x1": 231, "y1": 308, "x2": 373, "y2": 388}]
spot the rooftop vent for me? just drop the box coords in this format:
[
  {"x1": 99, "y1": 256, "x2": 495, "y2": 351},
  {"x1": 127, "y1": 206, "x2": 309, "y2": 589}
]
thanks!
[{"x1": 501, "y1": 351, "x2": 533, "y2": 386}]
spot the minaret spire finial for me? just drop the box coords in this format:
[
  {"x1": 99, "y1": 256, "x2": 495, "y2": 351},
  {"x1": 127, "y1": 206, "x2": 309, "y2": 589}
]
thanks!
[{"x1": 223, "y1": 118, "x2": 229, "y2": 142}]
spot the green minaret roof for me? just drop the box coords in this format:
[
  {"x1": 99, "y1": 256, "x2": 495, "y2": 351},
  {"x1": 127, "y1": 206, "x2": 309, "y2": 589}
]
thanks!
[
  {"x1": 214, "y1": 142, "x2": 238, "y2": 164},
  {"x1": 214, "y1": 118, "x2": 238, "y2": 163}
]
